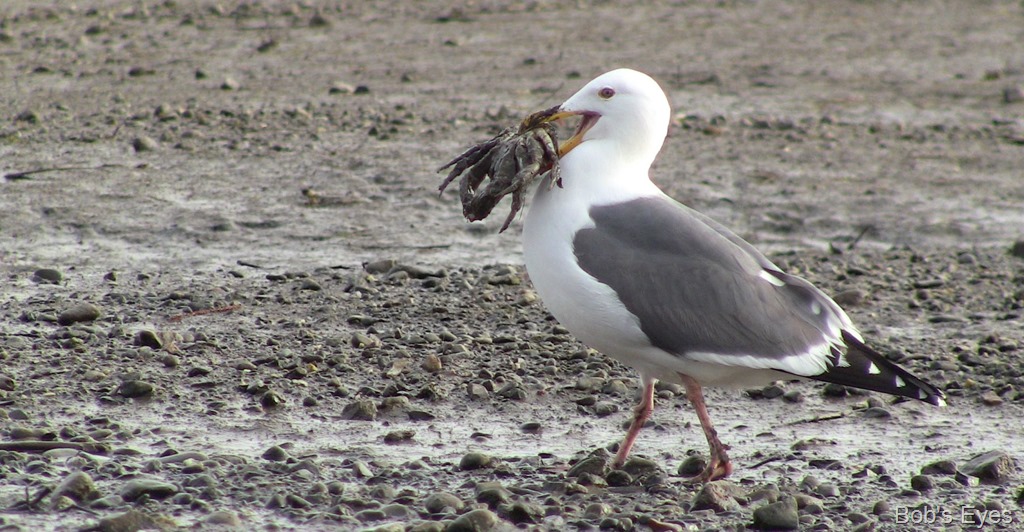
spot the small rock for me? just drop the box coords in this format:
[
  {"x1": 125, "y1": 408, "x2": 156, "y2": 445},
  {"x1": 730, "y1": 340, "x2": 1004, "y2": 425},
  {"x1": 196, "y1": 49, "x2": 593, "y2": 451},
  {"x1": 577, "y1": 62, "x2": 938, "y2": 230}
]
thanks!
[
  {"x1": 981, "y1": 391, "x2": 1004, "y2": 406},
  {"x1": 51, "y1": 471, "x2": 98, "y2": 506},
  {"x1": 424, "y1": 492, "x2": 464, "y2": 514},
  {"x1": 921, "y1": 459, "x2": 958, "y2": 476},
  {"x1": 260, "y1": 390, "x2": 285, "y2": 408},
  {"x1": 475, "y1": 482, "x2": 512, "y2": 507},
  {"x1": 861, "y1": 406, "x2": 892, "y2": 418},
  {"x1": 203, "y1": 510, "x2": 241, "y2": 527},
  {"x1": 822, "y1": 383, "x2": 848, "y2": 398},
  {"x1": 751, "y1": 496, "x2": 799, "y2": 530},
  {"x1": 567, "y1": 455, "x2": 608, "y2": 477},
  {"x1": 816, "y1": 483, "x2": 840, "y2": 498},
  {"x1": 132, "y1": 135, "x2": 158, "y2": 152},
  {"x1": 459, "y1": 451, "x2": 492, "y2": 470},
  {"x1": 584, "y1": 502, "x2": 612, "y2": 519},
  {"x1": 422, "y1": 354, "x2": 443, "y2": 372},
  {"x1": 1004, "y1": 85, "x2": 1024, "y2": 104},
  {"x1": 782, "y1": 390, "x2": 804, "y2": 403},
  {"x1": 90, "y1": 510, "x2": 176, "y2": 532},
  {"x1": 690, "y1": 480, "x2": 741, "y2": 513},
  {"x1": 134, "y1": 330, "x2": 163, "y2": 349},
  {"x1": 962, "y1": 450, "x2": 1016, "y2": 484},
  {"x1": 220, "y1": 77, "x2": 239, "y2": 90},
  {"x1": 329, "y1": 82, "x2": 356, "y2": 94},
  {"x1": 833, "y1": 289, "x2": 865, "y2": 307},
  {"x1": 120, "y1": 479, "x2": 178, "y2": 501},
  {"x1": 262, "y1": 445, "x2": 290, "y2": 462},
  {"x1": 1009, "y1": 240, "x2": 1024, "y2": 259},
  {"x1": 678, "y1": 453, "x2": 708, "y2": 477},
  {"x1": 117, "y1": 380, "x2": 154, "y2": 398},
  {"x1": 446, "y1": 508, "x2": 498, "y2": 532},
  {"x1": 910, "y1": 474, "x2": 934, "y2": 491},
  {"x1": 383, "y1": 430, "x2": 414, "y2": 443},
  {"x1": 352, "y1": 460, "x2": 373, "y2": 478},
  {"x1": 504, "y1": 501, "x2": 543, "y2": 524},
  {"x1": 341, "y1": 400, "x2": 377, "y2": 420},
  {"x1": 58, "y1": 303, "x2": 101, "y2": 325},
  {"x1": 466, "y1": 383, "x2": 489, "y2": 400},
  {"x1": 33, "y1": 268, "x2": 63, "y2": 284}
]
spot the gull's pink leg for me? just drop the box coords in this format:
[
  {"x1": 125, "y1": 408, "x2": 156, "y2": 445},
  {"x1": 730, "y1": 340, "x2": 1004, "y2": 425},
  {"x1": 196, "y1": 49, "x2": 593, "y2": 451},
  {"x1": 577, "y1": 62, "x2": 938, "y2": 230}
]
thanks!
[
  {"x1": 678, "y1": 373, "x2": 732, "y2": 483},
  {"x1": 612, "y1": 376, "x2": 656, "y2": 468}
]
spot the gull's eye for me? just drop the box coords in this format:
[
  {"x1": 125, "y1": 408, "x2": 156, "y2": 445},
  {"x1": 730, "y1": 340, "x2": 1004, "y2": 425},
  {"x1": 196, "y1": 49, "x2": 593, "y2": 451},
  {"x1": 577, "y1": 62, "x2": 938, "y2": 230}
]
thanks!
[{"x1": 598, "y1": 87, "x2": 615, "y2": 99}]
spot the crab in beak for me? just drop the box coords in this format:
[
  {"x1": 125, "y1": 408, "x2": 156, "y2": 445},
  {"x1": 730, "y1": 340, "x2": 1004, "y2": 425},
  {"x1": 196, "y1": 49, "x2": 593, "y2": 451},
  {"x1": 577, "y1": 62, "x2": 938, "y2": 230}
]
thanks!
[{"x1": 525, "y1": 107, "x2": 600, "y2": 158}]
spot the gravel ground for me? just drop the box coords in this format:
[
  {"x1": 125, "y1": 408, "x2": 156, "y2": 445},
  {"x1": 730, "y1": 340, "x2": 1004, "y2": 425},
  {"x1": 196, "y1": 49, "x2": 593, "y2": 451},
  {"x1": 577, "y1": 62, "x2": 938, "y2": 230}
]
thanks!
[{"x1": 2, "y1": 1, "x2": 1024, "y2": 531}]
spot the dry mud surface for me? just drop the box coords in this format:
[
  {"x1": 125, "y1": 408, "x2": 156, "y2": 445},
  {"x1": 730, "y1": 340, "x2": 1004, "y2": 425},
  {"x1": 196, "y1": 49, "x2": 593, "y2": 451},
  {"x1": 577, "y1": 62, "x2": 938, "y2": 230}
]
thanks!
[{"x1": 2, "y1": 1, "x2": 1024, "y2": 531}]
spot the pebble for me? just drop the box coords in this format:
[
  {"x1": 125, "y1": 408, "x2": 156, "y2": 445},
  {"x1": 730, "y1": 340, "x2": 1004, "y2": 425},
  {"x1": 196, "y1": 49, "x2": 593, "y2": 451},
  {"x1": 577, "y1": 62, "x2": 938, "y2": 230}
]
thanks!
[
  {"x1": 981, "y1": 391, "x2": 1004, "y2": 406},
  {"x1": 782, "y1": 390, "x2": 804, "y2": 403},
  {"x1": 341, "y1": 400, "x2": 377, "y2": 420},
  {"x1": 678, "y1": 453, "x2": 709, "y2": 476},
  {"x1": 690, "y1": 480, "x2": 741, "y2": 513},
  {"x1": 459, "y1": 451, "x2": 492, "y2": 470},
  {"x1": 910, "y1": 474, "x2": 934, "y2": 491},
  {"x1": 816, "y1": 483, "x2": 840, "y2": 498},
  {"x1": 584, "y1": 502, "x2": 612, "y2": 518},
  {"x1": 261, "y1": 445, "x2": 290, "y2": 462},
  {"x1": 120, "y1": 478, "x2": 178, "y2": 501},
  {"x1": 424, "y1": 492, "x2": 464, "y2": 513},
  {"x1": 58, "y1": 303, "x2": 101, "y2": 325},
  {"x1": 567, "y1": 455, "x2": 608, "y2": 477},
  {"x1": 351, "y1": 460, "x2": 373, "y2": 478},
  {"x1": 447, "y1": 508, "x2": 499, "y2": 531},
  {"x1": 1009, "y1": 240, "x2": 1024, "y2": 259},
  {"x1": 203, "y1": 510, "x2": 241, "y2": 527},
  {"x1": 89, "y1": 509, "x2": 176, "y2": 531},
  {"x1": 467, "y1": 383, "x2": 489, "y2": 400},
  {"x1": 861, "y1": 406, "x2": 891, "y2": 418},
  {"x1": 32, "y1": 268, "x2": 63, "y2": 284},
  {"x1": 132, "y1": 135, "x2": 158, "y2": 152},
  {"x1": 260, "y1": 390, "x2": 285, "y2": 408},
  {"x1": 117, "y1": 380, "x2": 155, "y2": 398},
  {"x1": 475, "y1": 482, "x2": 512, "y2": 507},
  {"x1": 961, "y1": 450, "x2": 1015, "y2": 484},
  {"x1": 751, "y1": 496, "x2": 799, "y2": 530},
  {"x1": 921, "y1": 459, "x2": 958, "y2": 475},
  {"x1": 51, "y1": 471, "x2": 98, "y2": 506},
  {"x1": 1004, "y1": 85, "x2": 1024, "y2": 104},
  {"x1": 422, "y1": 354, "x2": 443, "y2": 372}
]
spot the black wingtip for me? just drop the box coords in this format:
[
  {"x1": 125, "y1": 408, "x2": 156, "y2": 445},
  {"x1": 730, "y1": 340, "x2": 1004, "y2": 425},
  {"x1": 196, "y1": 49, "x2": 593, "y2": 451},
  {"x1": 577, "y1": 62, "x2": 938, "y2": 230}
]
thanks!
[{"x1": 810, "y1": 330, "x2": 946, "y2": 406}]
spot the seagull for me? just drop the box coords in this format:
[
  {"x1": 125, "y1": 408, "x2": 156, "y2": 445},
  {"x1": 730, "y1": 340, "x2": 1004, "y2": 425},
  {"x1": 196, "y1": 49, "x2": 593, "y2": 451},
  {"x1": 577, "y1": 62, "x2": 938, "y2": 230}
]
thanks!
[{"x1": 522, "y1": 68, "x2": 946, "y2": 482}]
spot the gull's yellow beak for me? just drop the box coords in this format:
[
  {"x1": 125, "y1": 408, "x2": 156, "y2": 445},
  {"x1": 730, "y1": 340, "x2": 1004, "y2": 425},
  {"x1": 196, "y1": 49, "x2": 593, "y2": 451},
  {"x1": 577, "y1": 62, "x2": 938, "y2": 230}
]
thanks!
[{"x1": 525, "y1": 108, "x2": 597, "y2": 158}]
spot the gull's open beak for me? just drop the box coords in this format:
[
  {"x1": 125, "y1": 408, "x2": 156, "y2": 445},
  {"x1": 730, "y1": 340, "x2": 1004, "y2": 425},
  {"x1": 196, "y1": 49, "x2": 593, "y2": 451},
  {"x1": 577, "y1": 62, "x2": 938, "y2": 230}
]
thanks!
[{"x1": 530, "y1": 108, "x2": 599, "y2": 158}]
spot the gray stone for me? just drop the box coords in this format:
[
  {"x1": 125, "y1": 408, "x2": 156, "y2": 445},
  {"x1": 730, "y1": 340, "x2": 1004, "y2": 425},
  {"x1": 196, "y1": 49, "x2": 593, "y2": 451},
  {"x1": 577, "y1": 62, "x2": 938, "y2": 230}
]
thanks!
[
  {"x1": 459, "y1": 451, "x2": 492, "y2": 470},
  {"x1": 424, "y1": 492, "x2": 464, "y2": 513},
  {"x1": 120, "y1": 478, "x2": 178, "y2": 501},
  {"x1": 446, "y1": 508, "x2": 498, "y2": 531},
  {"x1": 51, "y1": 471, "x2": 99, "y2": 506},
  {"x1": 341, "y1": 400, "x2": 377, "y2": 420},
  {"x1": 690, "y1": 480, "x2": 742, "y2": 513},
  {"x1": 33, "y1": 268, "x2": 63, "y2": 284},
  {"x1": 117, "y1": 380, "x2": 154, "y2": 398},
  {"x1": 58, "y1": 303, "x2": 101, "y2": 325},
  {"x1": 752, "y1": 496, "x2": 799, "y2": 530},
  {"x1": 962, "y1": 450, "x2": 1016, "y2": 484}
]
